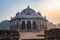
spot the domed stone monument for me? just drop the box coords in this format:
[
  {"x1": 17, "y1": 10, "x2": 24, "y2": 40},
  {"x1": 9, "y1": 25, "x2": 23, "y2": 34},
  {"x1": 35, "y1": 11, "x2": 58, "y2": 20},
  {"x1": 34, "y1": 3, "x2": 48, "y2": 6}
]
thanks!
[{"x1": 10, "y1": 5, "x2": 48, "y2": 31}]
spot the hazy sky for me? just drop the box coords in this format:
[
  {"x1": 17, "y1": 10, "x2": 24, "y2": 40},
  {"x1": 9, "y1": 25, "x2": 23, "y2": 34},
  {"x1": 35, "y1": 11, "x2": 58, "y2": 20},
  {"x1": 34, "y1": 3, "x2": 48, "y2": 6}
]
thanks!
[{"x1": 0, "y1": 0, "x2": 60, "y2": 24}]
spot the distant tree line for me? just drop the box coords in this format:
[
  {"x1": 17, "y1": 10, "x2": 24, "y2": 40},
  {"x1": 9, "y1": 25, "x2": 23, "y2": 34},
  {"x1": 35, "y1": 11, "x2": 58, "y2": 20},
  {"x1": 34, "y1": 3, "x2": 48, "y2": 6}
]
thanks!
[{"x1": 0, "y1": 20, "x2": 10, "y2": 30}]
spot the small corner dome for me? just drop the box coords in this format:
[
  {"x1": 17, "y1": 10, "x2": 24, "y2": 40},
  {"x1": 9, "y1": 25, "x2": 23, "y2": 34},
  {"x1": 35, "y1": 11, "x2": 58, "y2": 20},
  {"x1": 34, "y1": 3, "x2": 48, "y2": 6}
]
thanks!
[
  {"x1": 21, "y1": 5, "x2": 36, "y2": 15},
  {"x1": 38, "y1": 11, "x2": 41, "y2": 16},
  {"x1": 16, "y1": 12, "x2": 20, "y2": 16}
]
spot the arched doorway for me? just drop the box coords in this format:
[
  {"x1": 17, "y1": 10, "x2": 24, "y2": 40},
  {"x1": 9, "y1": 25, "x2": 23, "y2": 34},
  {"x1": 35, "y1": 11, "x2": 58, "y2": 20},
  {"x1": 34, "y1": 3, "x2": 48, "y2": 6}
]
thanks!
[
  {"x1": 21, "y1": 21, "x2": 25, "y2": 30},
  {"x1": 27, "y1": 21, "x2": 31, "y2": 30},
  {"x1": 33, "y1": 21, "x2": 37, "y2": 30}
]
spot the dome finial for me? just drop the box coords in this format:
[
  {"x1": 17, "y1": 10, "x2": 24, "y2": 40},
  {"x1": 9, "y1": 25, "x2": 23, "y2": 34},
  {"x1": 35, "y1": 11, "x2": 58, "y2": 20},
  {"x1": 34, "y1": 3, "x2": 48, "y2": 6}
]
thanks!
[{"x1": 27, "y1": 5, "x2": 30, "y2": 8}]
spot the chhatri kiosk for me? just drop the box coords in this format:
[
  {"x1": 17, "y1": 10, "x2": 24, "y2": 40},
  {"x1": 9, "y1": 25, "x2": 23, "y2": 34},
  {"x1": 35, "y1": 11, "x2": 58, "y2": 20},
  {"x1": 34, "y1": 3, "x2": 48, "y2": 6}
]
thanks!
[{"x1": 10, "y1": 6, "x2": 48, "y2": 40}]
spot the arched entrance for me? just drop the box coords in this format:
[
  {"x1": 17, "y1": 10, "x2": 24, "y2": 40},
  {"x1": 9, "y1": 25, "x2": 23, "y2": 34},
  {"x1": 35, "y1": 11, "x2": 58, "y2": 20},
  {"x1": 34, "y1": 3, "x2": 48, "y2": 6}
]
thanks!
[
  {"x1": 21, "y1": 21, "x2": 25, "y2": 30},
  {"x1": 33, "y1": 21, "x2": 37, "y2": 30},
  {"x1": 27, "y1": 21, "x2": 31, "y2": 30}
]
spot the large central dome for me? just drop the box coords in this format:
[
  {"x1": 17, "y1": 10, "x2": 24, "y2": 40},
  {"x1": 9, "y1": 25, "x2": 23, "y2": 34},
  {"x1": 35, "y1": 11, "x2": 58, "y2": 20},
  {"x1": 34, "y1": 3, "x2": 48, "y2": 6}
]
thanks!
[
  {"x1": 11, "y1": 6, "x2": 46, "y2": 20},
  {"x1": 21, "y1": 5, "x2": 36, "y2": 15}
]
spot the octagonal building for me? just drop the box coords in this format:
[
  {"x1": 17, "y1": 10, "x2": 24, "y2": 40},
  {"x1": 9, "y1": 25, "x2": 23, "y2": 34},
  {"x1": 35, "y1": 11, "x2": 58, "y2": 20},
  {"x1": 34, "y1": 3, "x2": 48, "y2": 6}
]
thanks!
[{"x1": 10, "y1": 6, "x2": 48, "y2": 31}]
